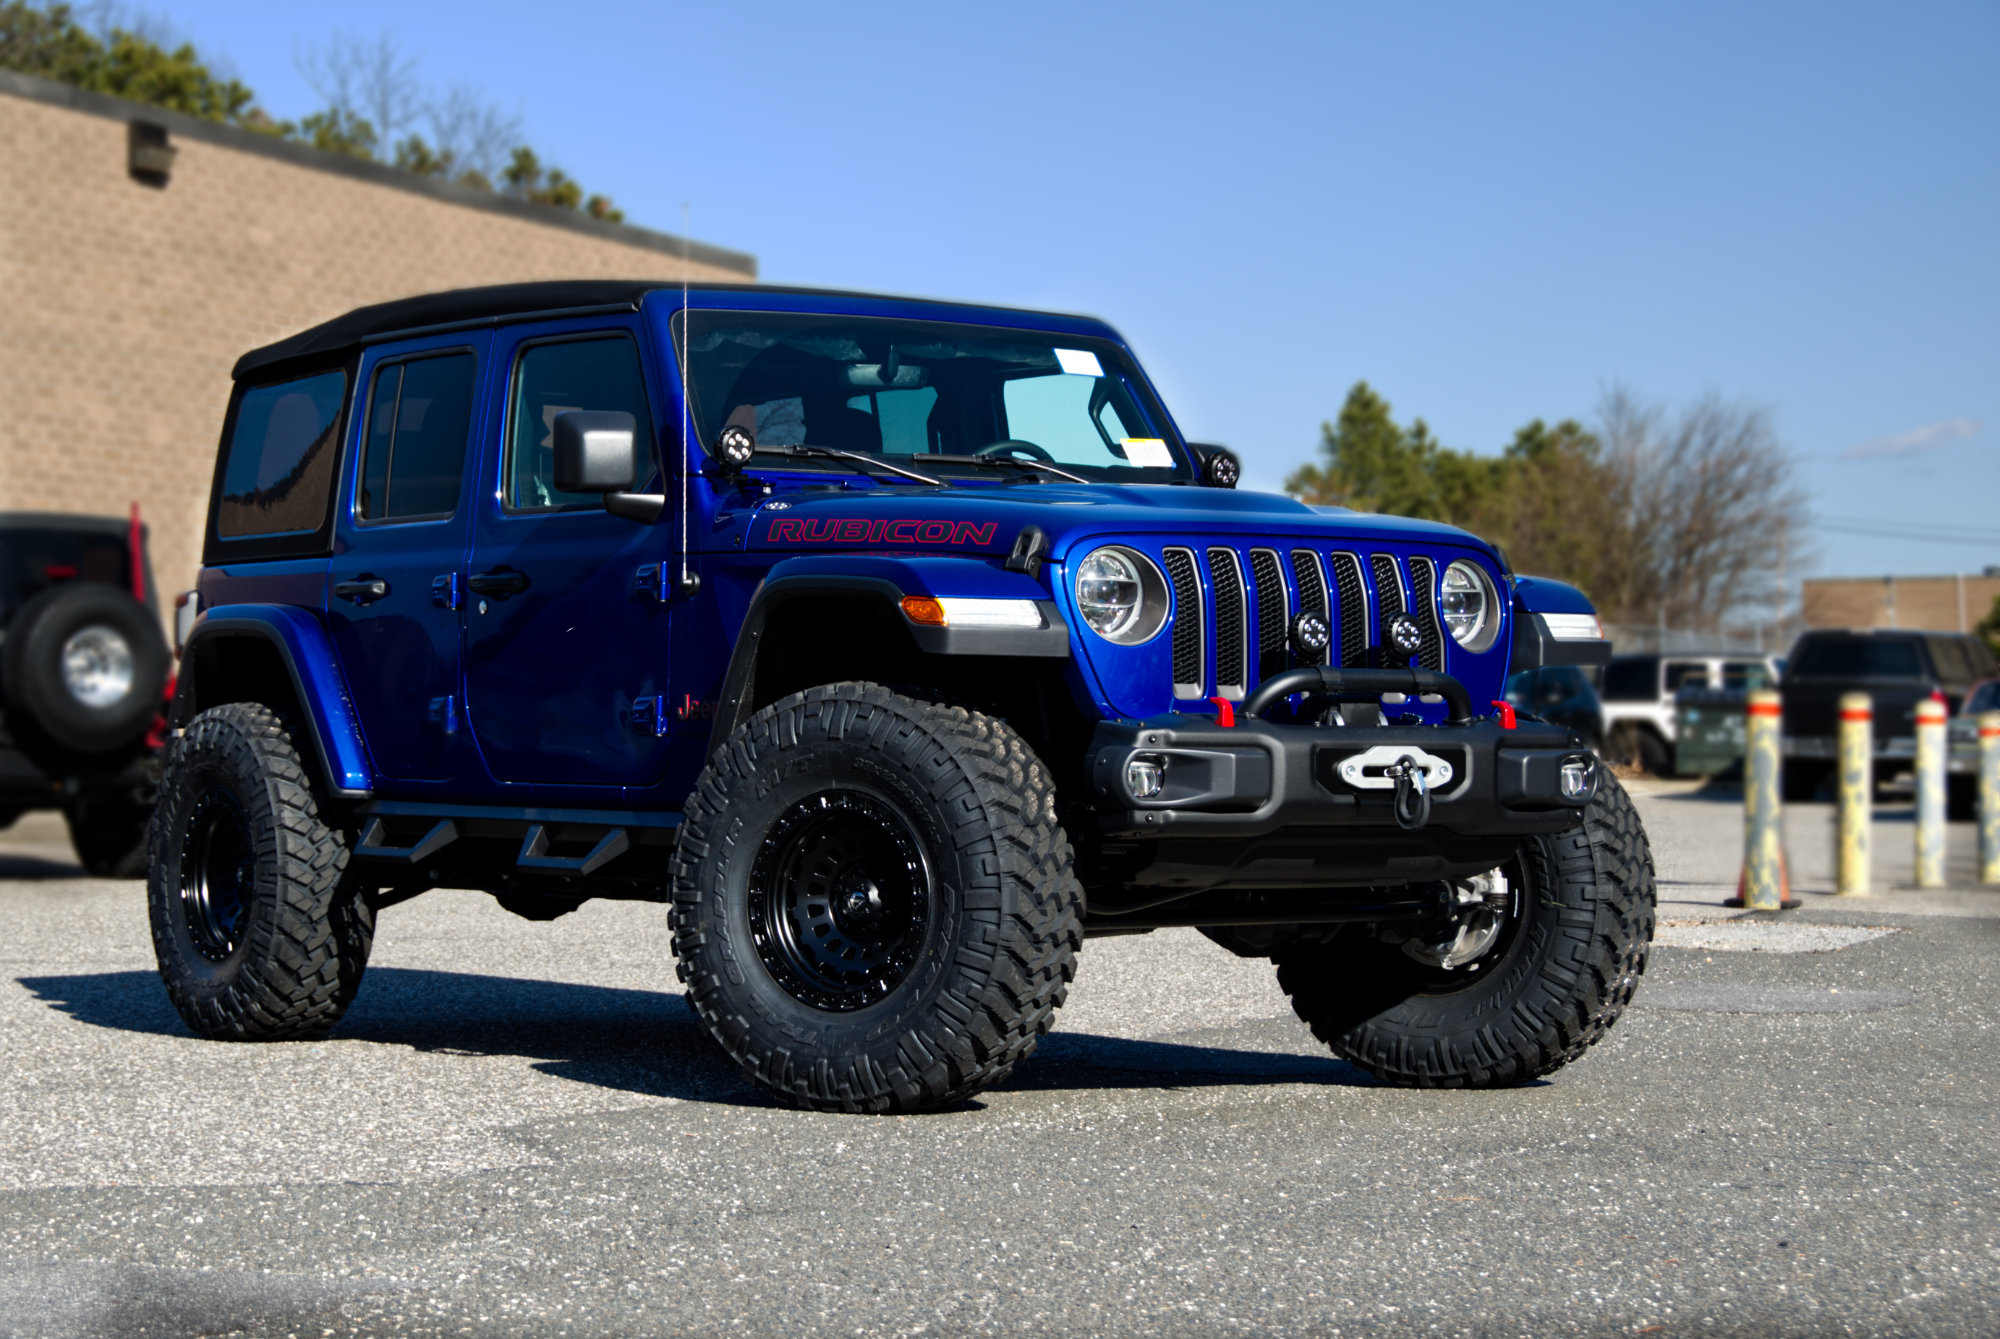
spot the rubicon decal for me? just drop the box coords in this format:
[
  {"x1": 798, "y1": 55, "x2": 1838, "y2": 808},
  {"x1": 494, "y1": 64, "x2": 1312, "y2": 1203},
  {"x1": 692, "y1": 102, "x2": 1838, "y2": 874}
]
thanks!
[{"x1": 766, "y1": 517, "x2": 1000, "y2": 547}]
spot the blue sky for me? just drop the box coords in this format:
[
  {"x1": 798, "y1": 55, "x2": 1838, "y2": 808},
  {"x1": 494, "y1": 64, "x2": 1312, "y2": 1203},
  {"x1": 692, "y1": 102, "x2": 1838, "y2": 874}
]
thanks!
[{"x1": 147, "y1": 1, "x2": 1999, "y2": 582}]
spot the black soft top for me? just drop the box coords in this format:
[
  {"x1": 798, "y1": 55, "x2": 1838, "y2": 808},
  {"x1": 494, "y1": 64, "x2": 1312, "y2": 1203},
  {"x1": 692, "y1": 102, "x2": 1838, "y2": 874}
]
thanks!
[
  {"x1": 232, "y1": 280, "x2": 671, "y2": 382},
  {"x1": 231, "y1": 280, "x2": 1092, "y2": 384}
]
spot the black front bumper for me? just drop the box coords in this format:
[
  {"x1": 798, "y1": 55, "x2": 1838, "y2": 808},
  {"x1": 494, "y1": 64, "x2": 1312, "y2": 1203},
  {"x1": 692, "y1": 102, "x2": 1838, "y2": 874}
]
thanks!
[{"x1": 1087, "y1": 713, "x2": 1598, "y2": 841}]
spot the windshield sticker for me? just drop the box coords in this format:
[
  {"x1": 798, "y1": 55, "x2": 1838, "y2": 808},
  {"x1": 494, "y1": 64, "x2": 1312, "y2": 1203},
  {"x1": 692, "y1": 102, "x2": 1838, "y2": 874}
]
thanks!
[
  {"x1": 766, "y1": 517, "x2": 1000, "y2": 548},
  {"x1": 1121, "y1": 437, "x2": 1173, "y2": 468},
  {"x1": 1054, "y1": 348, "x2": 1103, "y2": 377}
]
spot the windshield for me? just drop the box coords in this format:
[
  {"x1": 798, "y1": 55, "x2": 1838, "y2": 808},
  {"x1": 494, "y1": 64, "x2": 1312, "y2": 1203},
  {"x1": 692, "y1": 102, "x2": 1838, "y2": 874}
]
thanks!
[{"x1": 674, "y1": 311, "x2": 1191, "y2": 483}]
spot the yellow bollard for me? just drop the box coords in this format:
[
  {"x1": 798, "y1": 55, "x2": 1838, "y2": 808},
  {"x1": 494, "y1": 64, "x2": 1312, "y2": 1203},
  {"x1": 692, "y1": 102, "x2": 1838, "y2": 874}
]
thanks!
[
  {"x1": 1739, "y1": 688, "x2": 1790, "y2": 911},
  {"x1": 1836, "y1": 692, "x2": 1871, "y2": 896},
  {"x1": 1981, "y1": 711, "x2": 2000, "y2": 886},
  {"x1": 1914, "y1": 697, "x2": 1948, "y2": 889}
]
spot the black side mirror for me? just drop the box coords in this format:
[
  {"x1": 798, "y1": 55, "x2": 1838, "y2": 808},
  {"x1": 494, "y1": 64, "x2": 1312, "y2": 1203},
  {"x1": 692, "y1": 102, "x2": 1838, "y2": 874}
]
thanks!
[
  {"x1": 1188, "y1": 443, "x2": 1241, "y2": 489},
  {"x1": 553, "y1": 411, "x2": 638, "y2": 493}
]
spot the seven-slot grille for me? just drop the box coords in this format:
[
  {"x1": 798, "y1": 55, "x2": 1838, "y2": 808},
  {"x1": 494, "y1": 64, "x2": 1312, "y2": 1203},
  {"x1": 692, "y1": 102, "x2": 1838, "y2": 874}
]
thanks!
[{"x1": 1159, "y1": 544, "x2": 1454, "y2": 699}]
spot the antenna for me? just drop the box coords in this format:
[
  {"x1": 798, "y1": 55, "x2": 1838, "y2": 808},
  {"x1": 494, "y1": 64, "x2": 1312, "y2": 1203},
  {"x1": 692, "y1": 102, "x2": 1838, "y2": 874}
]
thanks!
[{"x1": 678, "y1": 200, "x2": 694, "y2": 597}]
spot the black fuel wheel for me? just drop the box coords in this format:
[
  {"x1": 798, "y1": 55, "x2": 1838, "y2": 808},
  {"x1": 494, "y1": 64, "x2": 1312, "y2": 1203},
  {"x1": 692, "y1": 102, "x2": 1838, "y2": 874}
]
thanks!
[
  {"x1": 672, "y1": 682, "x2": 1082, "y2": 1113},
  {"x1": 1276, "y1": 773, "x2": 1656, "y2": 1088},
  {"x1": 148, "y1": 702, "x2": 373, "y2": 1040}
]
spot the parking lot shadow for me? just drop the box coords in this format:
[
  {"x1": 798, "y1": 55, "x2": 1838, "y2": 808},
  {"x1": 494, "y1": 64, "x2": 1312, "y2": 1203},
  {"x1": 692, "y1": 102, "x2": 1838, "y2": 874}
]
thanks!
[{"x1": 17, "y1": 967, "x2": 1376, "y2": 1104}]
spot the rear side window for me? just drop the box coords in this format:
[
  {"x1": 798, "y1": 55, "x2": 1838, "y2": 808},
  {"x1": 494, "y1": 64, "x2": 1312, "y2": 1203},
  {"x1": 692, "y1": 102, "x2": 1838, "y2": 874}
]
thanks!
[
  {"x1": 1789, "y1": 637, "x2": 1922, "y2": 678},
  {"x1": 506, "y1": 335, "x2": 655, "y2": 512},
  {"x1": 358, "y1": 353, "x2": 478, "y2": 522},
  {"x1": 1601, "y1": 657, "x2": 1656, "y2": 701},
  {"x1": 217, "y1": 371, "x2": 347, "y2": 539},
  {"x1": 1723, "y1": 660, "x2": 1775, "y2": 689},
  {"x1": 1664, "y1": 661, "x2": 1710, "y2": 692}
]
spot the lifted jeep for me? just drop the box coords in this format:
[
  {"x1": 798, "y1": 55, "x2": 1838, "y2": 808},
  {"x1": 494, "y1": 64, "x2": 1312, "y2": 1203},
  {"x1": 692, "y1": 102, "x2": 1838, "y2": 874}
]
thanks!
[{"x1": 155, "y1": 279, "x2": 1653, "y2": 1111}]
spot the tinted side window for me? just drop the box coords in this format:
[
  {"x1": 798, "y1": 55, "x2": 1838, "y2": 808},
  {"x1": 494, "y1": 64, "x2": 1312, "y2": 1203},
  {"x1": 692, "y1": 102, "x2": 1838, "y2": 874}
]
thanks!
[
  {"x1": 1925, "y1": 637, "x2": 1971, "y2": 684},
  {"x1": 507, "y1": 336, "x2": 655, "y2": 511},
  {"x1": 1602, "y1": 657, "x2": 1656, "y2": 701},
  {"x1": 217, "y1": 371, "x2": 347, "y2": 538},
  {"x1": 358, "y1": 353, "x2": 477, "y2": 522}
]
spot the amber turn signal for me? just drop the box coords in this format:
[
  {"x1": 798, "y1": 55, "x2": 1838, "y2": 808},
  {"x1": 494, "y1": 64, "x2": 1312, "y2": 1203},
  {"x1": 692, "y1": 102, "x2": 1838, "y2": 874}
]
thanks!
[{"x1": 900, "y1": 596, "x2": 947, "y2": 626}]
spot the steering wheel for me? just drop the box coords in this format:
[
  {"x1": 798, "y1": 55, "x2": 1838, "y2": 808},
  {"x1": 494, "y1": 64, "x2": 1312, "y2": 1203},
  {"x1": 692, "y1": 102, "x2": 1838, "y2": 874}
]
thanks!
[{"x1": 976, "y1": 439, "x2": 1056, "y2": 463}]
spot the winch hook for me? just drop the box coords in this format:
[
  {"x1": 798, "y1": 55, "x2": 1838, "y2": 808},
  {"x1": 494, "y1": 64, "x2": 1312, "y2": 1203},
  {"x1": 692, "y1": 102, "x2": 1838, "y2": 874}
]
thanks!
[{"x1": 1386, "y1": 755, "x2": 1432, "y2": 831}]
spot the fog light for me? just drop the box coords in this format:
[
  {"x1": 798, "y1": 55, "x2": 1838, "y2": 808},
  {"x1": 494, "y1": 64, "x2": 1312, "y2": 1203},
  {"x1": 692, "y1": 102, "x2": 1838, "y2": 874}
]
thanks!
[
  {"x1": 1126, "y1": 753, "x2": 1168, "y2": 799},
  {"x1": 1560, "y1": 757, "x2": 1595, "y2": 801}
]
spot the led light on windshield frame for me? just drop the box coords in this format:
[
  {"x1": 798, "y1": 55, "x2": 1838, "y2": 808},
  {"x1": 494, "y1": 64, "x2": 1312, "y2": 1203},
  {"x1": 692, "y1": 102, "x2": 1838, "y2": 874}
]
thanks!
[{"x1": 934, "y1": 598, "x2": 1044, "y2": 629}]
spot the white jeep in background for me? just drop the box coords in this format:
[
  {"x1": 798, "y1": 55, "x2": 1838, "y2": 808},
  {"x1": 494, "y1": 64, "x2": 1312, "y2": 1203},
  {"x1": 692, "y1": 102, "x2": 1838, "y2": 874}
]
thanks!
[{"x1": 1601, "y1": 652, "x2": 1782, "y2": 775}]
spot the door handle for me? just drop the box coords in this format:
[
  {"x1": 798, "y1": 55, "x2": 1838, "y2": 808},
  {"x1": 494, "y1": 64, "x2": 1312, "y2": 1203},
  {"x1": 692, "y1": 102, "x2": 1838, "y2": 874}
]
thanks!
[
  {"x1": 467, "y1": 568, "x2": 530, "y2": 599},
  {"x1": 334, "y1": 576, "x2": 389, "y2": 604}
]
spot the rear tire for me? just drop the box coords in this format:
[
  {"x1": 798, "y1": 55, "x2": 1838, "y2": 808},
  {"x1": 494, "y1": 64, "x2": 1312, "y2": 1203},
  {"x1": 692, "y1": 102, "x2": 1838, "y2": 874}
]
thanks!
[
  {"x1": 1275, "y1": 773, "x2": 1655, "y2": 1088},
  {"x1": 671, "y1": 682, "x2": 1082, "y2": 1113},
  {"x1": 1947, "y1": 775, "x2": 1976, "y2": 822},
  {"x1": 1783, "y1": 760, "x2": 1827, "y2": 803},
  {"x1": 67, "y1": 795, "x2": 152, "y2": 877},
  {"x1": 147, "y1": 702, "x2": 372, "y2": 1040}
]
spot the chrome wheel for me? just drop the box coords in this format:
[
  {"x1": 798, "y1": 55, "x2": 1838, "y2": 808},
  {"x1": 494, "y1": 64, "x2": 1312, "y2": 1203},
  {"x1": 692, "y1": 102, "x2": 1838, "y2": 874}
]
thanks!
[{"x1": 60, "y1": 625, "x2": 135, "y2": 709}]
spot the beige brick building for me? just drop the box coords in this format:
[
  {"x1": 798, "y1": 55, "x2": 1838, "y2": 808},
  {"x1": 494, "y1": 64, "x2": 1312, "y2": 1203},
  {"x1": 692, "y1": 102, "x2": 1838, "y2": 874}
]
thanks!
[
  {"x1": 0, "y1": 70, "x2": 755, "y2": 608},
  {"x1": 1802, "y1": 572, "x2": 2000, "y2": 633}
]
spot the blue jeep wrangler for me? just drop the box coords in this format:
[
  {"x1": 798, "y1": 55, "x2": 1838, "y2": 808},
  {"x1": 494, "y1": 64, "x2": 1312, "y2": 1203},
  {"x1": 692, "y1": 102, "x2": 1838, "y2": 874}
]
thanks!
[{"x1": 153, "y1": 280, "x2": 1653, "y2": 1111}]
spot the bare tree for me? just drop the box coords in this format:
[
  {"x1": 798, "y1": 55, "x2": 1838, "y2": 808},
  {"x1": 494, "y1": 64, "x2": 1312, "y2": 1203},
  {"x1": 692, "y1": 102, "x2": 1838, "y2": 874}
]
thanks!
[
  {"x1": 296, "y1": 29, "x2": 423, "y2": 150},
  {"x1": 1595, "y1": 387, "x2": 1810, "y2": 633},
  {"x1": 426, "y1": 81, "x2": 521, "y2": 183}
]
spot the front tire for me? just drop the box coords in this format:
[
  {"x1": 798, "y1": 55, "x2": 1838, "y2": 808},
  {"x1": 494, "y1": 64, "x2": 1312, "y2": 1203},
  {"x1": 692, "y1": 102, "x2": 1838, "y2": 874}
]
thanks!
[
  {"x1": 671, "y1": 682, "x2": 1082, "y2": 1113},
  {"x1": 148, "y1": 702, "x2": 372, "y2": 1040},
  {"x1": 1276, "y1": 773, "x2": 1656, "y2": 1088}
]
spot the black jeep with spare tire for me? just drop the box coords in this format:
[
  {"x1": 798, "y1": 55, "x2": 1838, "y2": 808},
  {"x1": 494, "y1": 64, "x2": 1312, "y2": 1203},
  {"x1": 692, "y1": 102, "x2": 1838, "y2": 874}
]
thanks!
[{"x1": 0, "y1": 510, "x2": 170, "y2": 875}]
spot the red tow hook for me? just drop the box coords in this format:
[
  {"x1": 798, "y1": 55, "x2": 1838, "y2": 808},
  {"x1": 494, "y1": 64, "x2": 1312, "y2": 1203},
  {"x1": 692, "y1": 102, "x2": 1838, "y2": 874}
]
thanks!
[
  {"x1": 1490, "y1": 700, "x2": 1517, "y2": 729},
  {"x1": 1208, "y1": 696, "x2": 1236, "y2": 728}
]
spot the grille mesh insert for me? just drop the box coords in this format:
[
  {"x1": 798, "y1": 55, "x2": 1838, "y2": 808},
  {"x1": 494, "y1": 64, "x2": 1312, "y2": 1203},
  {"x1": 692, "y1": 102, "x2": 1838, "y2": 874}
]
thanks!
[
  {"x1": 1407, "y1": 556, "x2": 1445, "y2": 671},
  {"x1": 1329, "y1": 551, "x2": 1369, "y2": 667},
  {"x1": 1249, "y1": 548, "x2": 1288, "y2": 681},
  {"x1": 1288, "y1": 549, "x2": 1328, "y2": 664},
  {"x1": 1206, "y1": 548, "x2": 1247, "y2": 696},
  {"x1": 1162, "y1": 547, "x2": 1202, "y2": 696}
]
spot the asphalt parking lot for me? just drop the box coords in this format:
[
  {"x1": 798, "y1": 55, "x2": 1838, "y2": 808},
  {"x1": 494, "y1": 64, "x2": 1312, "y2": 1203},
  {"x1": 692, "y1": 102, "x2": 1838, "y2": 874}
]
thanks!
[{"x1": 2, "y1": 781, "x2": 1996, "y2": 1338}]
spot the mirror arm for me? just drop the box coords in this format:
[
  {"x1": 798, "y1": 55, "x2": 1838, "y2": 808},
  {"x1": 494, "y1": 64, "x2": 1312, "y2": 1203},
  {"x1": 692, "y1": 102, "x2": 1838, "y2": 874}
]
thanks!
[{"x1": 604, "y1": 492, "x2": 667, "y2": 524}]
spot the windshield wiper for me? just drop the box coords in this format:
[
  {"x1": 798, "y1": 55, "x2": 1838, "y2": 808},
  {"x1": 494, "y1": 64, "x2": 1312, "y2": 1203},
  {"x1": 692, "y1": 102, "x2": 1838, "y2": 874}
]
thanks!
[
  {"x1": 918, "y1": 454, "x2": 1092, "y2": 485},
  {"x1": 756, "y1": 444, "x2": 942, "y2": 485}
]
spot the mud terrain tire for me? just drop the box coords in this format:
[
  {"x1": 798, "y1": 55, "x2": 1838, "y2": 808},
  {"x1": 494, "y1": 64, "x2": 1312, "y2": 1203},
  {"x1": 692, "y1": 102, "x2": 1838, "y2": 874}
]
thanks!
[
  {"x1": 671, "y1": 682, "x2": 1082, "y2": 1113},
  {"x1": 148, "y1": 702, "x2": 373, "y2": 1040},
  {"x1": 1276, "y1": 773, "x2": 1655, "y2": 1087}
]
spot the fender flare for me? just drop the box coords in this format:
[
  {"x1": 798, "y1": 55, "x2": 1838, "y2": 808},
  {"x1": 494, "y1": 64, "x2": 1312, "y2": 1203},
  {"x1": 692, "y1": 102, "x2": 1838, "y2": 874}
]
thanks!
[
  {"x1": 711, "y1": 558, "x2": 1067, "y2": 744},
  {"x1": 172, "y1": 605, "x2": 373, "y2": 798},
  {"x1": 1509, "y1": 575, "x2": 1612, "y2": 672}
]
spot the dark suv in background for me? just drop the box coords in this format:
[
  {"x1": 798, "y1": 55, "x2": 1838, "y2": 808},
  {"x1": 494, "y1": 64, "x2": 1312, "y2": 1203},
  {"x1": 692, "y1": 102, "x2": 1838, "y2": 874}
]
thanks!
[
  {"x1": 1781, "y1": 628, "x2": 1996, "y2": 812},
  {"x1": 0, "y1": 511, "x2": 170, "y2": 873}
]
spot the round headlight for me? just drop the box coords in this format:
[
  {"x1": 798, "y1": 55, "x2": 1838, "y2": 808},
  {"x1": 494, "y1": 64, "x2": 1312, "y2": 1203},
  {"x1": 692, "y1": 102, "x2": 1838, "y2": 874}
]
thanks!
[
  {"x1": 1440, "y1": 560, "x2": 1498, "y2": 651},
  {"x1": 1075, "y1": 546, "x2": 1167, "y2": 645}
]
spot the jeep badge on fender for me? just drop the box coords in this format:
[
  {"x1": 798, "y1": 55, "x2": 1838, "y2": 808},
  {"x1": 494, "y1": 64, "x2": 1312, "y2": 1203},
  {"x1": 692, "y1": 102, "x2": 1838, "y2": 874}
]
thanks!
[{"x1": 154, "y1": 279, "x2": 1653, "y2": 1111}]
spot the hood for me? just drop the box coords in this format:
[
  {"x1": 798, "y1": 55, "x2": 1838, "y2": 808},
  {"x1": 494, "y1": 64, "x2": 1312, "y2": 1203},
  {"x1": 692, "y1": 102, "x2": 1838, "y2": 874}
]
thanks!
[{"x1": 737, "y1": 483, "x2": 1490, "y2": 562}]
